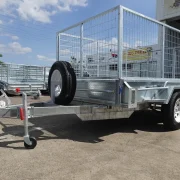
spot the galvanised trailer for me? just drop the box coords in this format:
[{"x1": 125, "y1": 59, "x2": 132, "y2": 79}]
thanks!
[
  {"x1": 0, "y1": 63, "x2": 50, "y2": 95},
  {"x1": 1, "y1": 5, "x2": 180, "y2": 149}
]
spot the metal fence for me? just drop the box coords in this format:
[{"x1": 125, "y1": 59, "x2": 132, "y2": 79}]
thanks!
[
  {"x1": 57, "y1": 5, "x2": 180, "y2": 79},
  {"x1": 0, "y1": 63, "x2": 50, "y2": 84},
  {"x1": 164, "y1": 28, "x2": 180, "y2": 78}
]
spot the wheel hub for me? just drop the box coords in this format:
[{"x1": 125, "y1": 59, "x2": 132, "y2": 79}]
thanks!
[
  {"x1": 0, "y1": 100, "x2": 6, "y2": 108},
  {"x1": 51, "y1": 70, "x2": 62, "y2": 98},
  {"x1": 55, "y1": 85, "x2": 61, "y2": 97}
]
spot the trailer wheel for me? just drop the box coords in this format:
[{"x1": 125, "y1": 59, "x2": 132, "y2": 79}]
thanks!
[
  {"x1": 24, "y1": 137, "x2": 37, "y2": 149},
  {"x1": 48, "y1": 61, "x2": 76, "y2": 105},
  {"x1": 62, "y1": 61, "x2": 76, "y2": 104},
  {"x1": 162, "y1": 92, "x2": 180, "y2": 131},
  {"x1": 48, "y1": 61, "x2": 69, "y2": 105},
  {"x1": 0, "y1": 84, "x2": 4, "y2": 96}
]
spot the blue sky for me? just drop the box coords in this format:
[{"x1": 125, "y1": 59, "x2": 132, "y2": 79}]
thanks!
[{"x1": 0, "y1": 0, "x2": 157, "y2": 67}]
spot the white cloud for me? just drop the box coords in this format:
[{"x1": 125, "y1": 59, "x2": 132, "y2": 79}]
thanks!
[
  {"x1": 84, "y1": 38, "x2": 142, "y2": 50},
  {"x1": 123, "y1": 42, "x2": 130, "y2": 48},
  {"x1": 0, "y1": 0, "x2": 88, "y2": 23},
  {"x1": 9, "y1": 19, "x2": 14, "y2": 24},
  {"x1": 112, "y1": 37, "x2": 118, "y2": 45},
  {"x1": 0, "y1": 42, "x2": 32, "y2": 54},
  {"x1": 60, "y1": 49, "x2": 71, "y2": 55},
  {"x1": 135, "y1": 41, "x2": 143, "y2": 47},
  {"x1": 0, "y1": 20, "x2": 3, "y2": 24},
  {"x1": 83, "y1": 37, "x2": 125, "y2": 53},
  {"x1": 0, "y1": 33, "x2": 19, "y2": 40},
  {"x1": 0, "y1": 44, "x2": 6, "y2": 48},
  {"x1": 37, "y1": 55, "x2": 56, "y2": 62},
  {"x1": 11, "y1": 36, "x2": 19, "y2": 40}
]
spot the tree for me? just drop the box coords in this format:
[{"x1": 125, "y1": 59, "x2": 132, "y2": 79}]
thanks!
[{"x1": 0, "y1": 54, "x2": 4, "y2": 65}]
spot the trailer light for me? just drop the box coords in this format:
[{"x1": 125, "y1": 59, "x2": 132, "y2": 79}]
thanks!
[{"x1": 16, "y1": 88, "x2": 21, "y2": 93}]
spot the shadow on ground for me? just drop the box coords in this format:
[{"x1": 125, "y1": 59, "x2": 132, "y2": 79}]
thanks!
[{"x1": 0, "y1": 110, "x2": 165, "y2": 149}]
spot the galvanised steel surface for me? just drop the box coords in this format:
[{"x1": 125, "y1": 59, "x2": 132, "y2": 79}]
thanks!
[
  {"x1": 55, "y1": 5, "x2": 180, "y2": 106},
  {"x1": 57, "y1": 5, "x2": 180, "y2": 80}
]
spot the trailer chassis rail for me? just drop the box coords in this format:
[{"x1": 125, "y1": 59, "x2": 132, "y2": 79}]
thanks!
[
  {"x1": 1, "y1": 90, "x2": 146, "y2": 149},
  {"x1": 18, "y1": 93, "x2": 106, "y2": 149}
]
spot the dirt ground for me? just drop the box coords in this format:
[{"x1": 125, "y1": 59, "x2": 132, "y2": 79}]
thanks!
[{"x1": 0, "y1": 95, "x2": 180, "y2": 180}]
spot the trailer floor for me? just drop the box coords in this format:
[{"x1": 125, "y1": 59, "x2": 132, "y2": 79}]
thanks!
[{"x1": 0, "y1": 96, "x2": 180, "y2": 180}]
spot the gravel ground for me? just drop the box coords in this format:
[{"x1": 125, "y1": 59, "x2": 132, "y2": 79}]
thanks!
[{"x1": 0, "y1": 96, "x2": 180, "y2": 180}]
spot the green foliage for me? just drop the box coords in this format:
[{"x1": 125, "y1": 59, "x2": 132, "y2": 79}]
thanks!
[
  {"x1": 0, "y1": 61, "x2": 4, "y2": 65},
  {"x1": 0, "y1": 54, "x2": 4, "y2": 65}
]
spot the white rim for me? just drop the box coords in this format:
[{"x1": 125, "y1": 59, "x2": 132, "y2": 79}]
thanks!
[
  {"x1": 174, "y1": 98, "x2": 180, "y2": 123},
  {"x1": 51, "y1": 70, "x2": 62, "y2": 98},
  {"x1": 0, "y1": 100, "x2": 6, "y2": 108}
]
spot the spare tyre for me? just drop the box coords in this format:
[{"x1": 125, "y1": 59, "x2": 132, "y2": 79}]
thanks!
[
  {"x1": 61, "y1": 61, "x2": 77, "y2": 104},
  {"x1": 48, "y1": 61, "x2": 69, "y2": 105},
  {"x1": 48, "y1": 61, "x2": 76, "y2": 105}
]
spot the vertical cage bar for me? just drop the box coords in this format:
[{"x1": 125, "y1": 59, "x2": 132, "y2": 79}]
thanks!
[
  {"x1": 147, "y1": 51, "x2": 149, "y2": 77},
  {"x1": 7, "y1": 64, "x2": 9, "y2": 83},
  {"x1": 97, "y1": 41, "x2": 99, "y2": 77},
  {"x1": 162, "y1": 26, "x2": 165, "y2": 78},
  {"x1": 80, "y1": 23, "x2": 84, "y2": 77},
  {"x1": 0, "y1": 65, "x2": 1, "y2": 80},
  {"x1": 125, "y1": 48, "x2": 128, "y2": 77},
  {"x1": 43, "y1": 67, "x2": 46, "y2": 84},
  {"x1": 118, "y1": 6, "x2": 123, "y2": 78},
  {"x1": 56, "y1": 33, "x2": 60, "y2": 61},
  {"x1": 173, "y1": 48, "x2": 176, "y2": 78}
]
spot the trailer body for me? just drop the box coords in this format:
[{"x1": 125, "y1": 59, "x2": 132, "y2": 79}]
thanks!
[
  {"x1": 1, "y1": 5, "x2": 180, "y2": 148},
  {"x1": 55, "y1": 5, "x2": 180, "y2": 108}
]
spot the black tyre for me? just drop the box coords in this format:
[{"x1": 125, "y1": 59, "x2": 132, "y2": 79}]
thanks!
[
  {"x1": 61, "y1": 61, "x2": 76, "y2": 103},
  {"x1": 48, "y1": 61, "x2": 76, "y2": 105},
  {"x1": 24, "y1": 137, "x2": 37, "y2": 149},
  {"x1": 162, "y1": 92, "x2": 180, "y2": 131},
  {"x1": 0, "y1": 84, "x2": 4, "y2": 96},
  {"x1": 48, "y1": 61, "x2": 69, "y2": 105}
]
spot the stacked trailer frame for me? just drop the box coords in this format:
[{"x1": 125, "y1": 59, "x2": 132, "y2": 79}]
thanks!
[{"x1": 0, "y1": 63, "x2": 50, "y2": 94}]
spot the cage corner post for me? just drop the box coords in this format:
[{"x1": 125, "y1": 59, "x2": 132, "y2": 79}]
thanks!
[
  {"x1": 7, "y1": 64, "x2": 9, "y2": 83},
  {"x1": 56, "y1": 33, "x2": 60, "y2": 61},
  {"x1": 97, "y1": 41, "x2": 100, "y2": 77},
  {"x1": 162, "y1": 25, "x2": 165, "y2": 78},
  {"x1": 118, "y1": 5, "x2": 124, "y2": 79},
  {"x1": 80, "y1": 23, "x2": 84, "y2": 77},
  {"x1": 43, "y1": 67, "x2": 46, "y2": 84}
]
